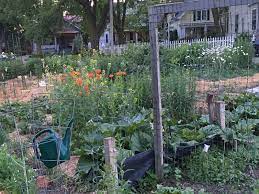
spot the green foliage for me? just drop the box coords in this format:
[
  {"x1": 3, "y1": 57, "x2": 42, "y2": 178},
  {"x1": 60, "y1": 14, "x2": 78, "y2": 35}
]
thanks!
[
  {"x1": 23, "y1": 0, "x2": 63, "y2": 44},
  {"x1": 162, "y1": 69, "x2": 196, "y2": 121},
  {"x1": 0, "y1": 128, "x2": 6, "y2": 146},
  {"x1": 0, "y1": 145, "x2": 35, "y2": 193},
  {"x1": 26, "y1": 58, "x2": 43, "y2": 76},
  {"x1": 138, "y1": 171, "x2": 158, "y2": 193},
  {"x1": 183, "y1": 147, "x2": 257, "y2": 186},
  {"x1": 178, "y1": 128, "x2": 205, "y2": 142},
  {"x1": 155, "y1": 185, "x2": 200, "y2": 194}
]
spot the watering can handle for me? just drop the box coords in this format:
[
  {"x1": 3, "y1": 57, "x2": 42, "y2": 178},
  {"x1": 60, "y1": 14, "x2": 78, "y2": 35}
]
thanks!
[{"x1": 32, "y1": 129, "x2": 54, "y2": 159}]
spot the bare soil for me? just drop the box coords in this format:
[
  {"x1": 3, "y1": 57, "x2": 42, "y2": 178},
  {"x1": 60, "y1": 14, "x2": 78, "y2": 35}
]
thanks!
[{"x1": 0, "y1": 76, "x2": 55, "y2": 104}]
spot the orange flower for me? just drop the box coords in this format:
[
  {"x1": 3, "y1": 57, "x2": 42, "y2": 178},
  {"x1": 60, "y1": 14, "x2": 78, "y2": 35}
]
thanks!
[
  {"x1": 70, "y1": 71, "x2": 80, "y2": 77},
  {"x1": 84, "y1": 84, "x2": 90, "y2": 95},
  {"x1": 96, "y1": 74, "x2": 102, "y2": 80},
  {"x1": 87, "y1": 72, "x2": 94, "y2": 79},
  {"x1": 75, "y1": 78, "x2": 83, "y2": 86},
  {"x1": 115, "y1": 71, "x2": 127, "y2": 76},
  {"x1": 109, "y1": 74, "x2": 114, "y2": 79},
  {"x1": 95, "y1": 69, "x2": 102, "y2": 75},
  {"x1": 78, "y1": 91, "x2": 83, "y2": 96}
]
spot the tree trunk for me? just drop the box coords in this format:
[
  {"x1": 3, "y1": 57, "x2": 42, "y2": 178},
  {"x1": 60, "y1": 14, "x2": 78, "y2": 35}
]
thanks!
[
  {"x1": 0, "y1": 25, "x2": 5, "y2": 53},
  {"x1": 89, "y1": 33, "x2": 100, "y2": 50},
  {"x1": 212, "y1": 7, "x2": 228, "y2": 36},
  {"x1": 117, "y1": 29, "x2": 125, "y2": 44}
]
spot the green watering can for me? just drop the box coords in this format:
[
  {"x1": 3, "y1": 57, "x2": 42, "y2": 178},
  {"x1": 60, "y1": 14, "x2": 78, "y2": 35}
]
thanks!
[{"x1": 33, "y1": 119, "x2": 74, "y2": 168}]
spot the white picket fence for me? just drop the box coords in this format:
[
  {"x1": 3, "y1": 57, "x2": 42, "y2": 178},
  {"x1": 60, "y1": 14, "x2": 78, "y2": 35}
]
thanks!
[{"x1": 100, "y1": 36, "x2": 235, "y2": 55}]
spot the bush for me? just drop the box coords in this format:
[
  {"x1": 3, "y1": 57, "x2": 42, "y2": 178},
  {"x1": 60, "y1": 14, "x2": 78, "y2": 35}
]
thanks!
[{"x1": 26, "y1": 58, "x2": 43, "y2": 76}]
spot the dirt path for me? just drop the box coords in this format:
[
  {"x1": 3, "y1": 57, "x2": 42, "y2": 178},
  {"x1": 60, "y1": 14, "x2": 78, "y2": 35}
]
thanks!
[{"x1": 0, "y1": 76, "x2": 57, "y2": 104}]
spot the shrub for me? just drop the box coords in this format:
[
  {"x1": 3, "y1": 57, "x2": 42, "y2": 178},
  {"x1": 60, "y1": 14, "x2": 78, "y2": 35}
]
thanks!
[{"x1": 26, "y1": 58, "x2": 43, "y2": 76}]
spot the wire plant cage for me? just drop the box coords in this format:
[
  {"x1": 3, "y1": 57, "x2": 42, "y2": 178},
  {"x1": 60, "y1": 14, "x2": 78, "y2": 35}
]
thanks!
[{"x1": 0, "y1": 94, "x2": 76, "y2": 194}]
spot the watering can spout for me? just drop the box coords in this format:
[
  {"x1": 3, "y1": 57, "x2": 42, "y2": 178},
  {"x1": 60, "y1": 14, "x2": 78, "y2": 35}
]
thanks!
[{"x1": 62, "y1": 119, "x2": 74, "y2": 148}]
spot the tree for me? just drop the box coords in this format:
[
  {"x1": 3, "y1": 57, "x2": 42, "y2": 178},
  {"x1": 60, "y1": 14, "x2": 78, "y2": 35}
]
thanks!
[
  {"x1": 64, "y1": 0, "x2": 110, "y2": 49},
  {"x1": 125, "y1": 0, "x2": 160, "y2": 42},
  {"x1": 113, "y1": 0, "x2": 129, "y2": 44},
  {"x1": 23, "y1": 0, "x2": 63, "y2": 53},
  {"x1": 0, "y1": 0, "x2": 30, "y2": 52},
  {"x1": 211, "y1": 7, "x2": 229, "y2": 36}
]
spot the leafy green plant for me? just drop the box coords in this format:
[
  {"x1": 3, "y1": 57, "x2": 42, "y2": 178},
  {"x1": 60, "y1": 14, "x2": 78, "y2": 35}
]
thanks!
[
  {"x1": 0, "y1": 145, "x2": 35, "y2": 193},
  {"x1": 138, "y1": 171, "x2": 158, "y2": 193},
  {"x1": 183, "y1": 147, "x2": 256, "y2": 186},
  {"x1": 162, "y1": 68, "x2": 196, "y2": 122},
  {"x1": 155, "y1": 185, "x2": 199, "y2": 194}
]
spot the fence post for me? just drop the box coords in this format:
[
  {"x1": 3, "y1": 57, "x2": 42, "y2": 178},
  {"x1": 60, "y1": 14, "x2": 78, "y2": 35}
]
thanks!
[
  {"x1": 207, "y1": 93, "x2": 216, "y2": 124},
  {"x1": 104, "y1": 137, "x2": 118, "y2": 188},
  {"x1": 215, "y1": 101, "x2": 226, "y2": 129}
]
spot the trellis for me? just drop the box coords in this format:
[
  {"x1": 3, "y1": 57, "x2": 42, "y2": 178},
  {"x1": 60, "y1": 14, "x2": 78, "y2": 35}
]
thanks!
[{"x1": 148, "y1": 0, "x2": 259, "y2": 180}]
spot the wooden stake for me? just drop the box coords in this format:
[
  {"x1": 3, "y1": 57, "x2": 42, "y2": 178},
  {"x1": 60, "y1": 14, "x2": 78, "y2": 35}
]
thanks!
[
  {"x1": 104, "y1": 137, "x2": 118, "y2": 183},
  {"x1": 207, "y1": 93, "x2": 215, "y2": 124},
  {"x1": 215, "y1": 101, "x2": 225, "y2": 129},
  {"x1": 150, "y1": 27, "x2": 163, "y2": 180}
]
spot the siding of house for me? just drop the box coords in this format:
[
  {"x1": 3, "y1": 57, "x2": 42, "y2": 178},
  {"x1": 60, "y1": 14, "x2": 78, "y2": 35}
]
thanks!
[
  {"x1": 169, "y1": 9, "x2": 216, "y2": 39},
  {"x1": 228, "y1": 4, "x2": 258, "y2": 35}
]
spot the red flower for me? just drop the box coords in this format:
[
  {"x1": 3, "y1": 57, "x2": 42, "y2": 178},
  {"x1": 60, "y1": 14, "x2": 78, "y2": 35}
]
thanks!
[
  {"x1": 95, "y1": 69, "x2": 102, "y2": 75},
  {"x1": 87, "y1": 72, "x2": 94, "y2": 79},
  {"x1": 109, "y1": 74, "x2": 114, "y2": 79},
  {"x1": 84, "y1": 84, "x2": 90, "y2": 95},
  {"x1": 75, "y1": 78, "x2": 83, "y2": 86}
]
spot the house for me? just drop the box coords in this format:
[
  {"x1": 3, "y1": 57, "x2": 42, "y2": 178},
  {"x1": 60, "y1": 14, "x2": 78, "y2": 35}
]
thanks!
[
  {"x1": 167, "y1": 2, "x2": 259, "y2": 40},
  {"x1": 167, "y1": 9, "x2": 227, "y2": 40},
  {"x1": 99, "y1": 26, "x2": 144, "y2": 49},
  {"x1": 33, "y1": 15, "x2": 82, "y2": 54},
  {"x1": 228, "y1": 3, "x2": 258, "y2": 35}
]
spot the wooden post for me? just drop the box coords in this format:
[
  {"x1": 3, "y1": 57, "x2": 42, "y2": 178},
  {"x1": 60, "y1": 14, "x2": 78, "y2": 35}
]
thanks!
[
  {"x1": 215, "y1": 101, "x2": 225, "y2": 129},
  {"x1": 104, "y1": 137, "x2": 118, "y2": 183},
  {"x1": 149, "y1": 26, "x2": 163, "y2": 180},
  {"x1": 207, "y1": 93, "x2": 215, "y2": 124}
]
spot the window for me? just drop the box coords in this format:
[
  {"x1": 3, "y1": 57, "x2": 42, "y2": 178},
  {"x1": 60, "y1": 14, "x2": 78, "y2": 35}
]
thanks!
[
  {"x1": 105, "y1": 34, "x2": 109, "y2": 43},
  {"x1": 207, "y1": 10, "x2": 210, "y2": 20},
  {"x1": 252, "y1": 9, "x2": 257, "y2": 30},
  {"x1": 235, "y1": 14, "x2": 239, "y2": 33},
  {"x1": 197, "y1": 11, "x2": 201, "y2": 21},
  {"x1": 130, "y1": 32, "x2": 134, "y2": 41},
  {"x1": 202, "y1": 10, "x2": 207, "y2": 20},
  {"x1": 193, "y1": 10, "x2": 210, "y2": 21},
  {"x1": 193, "y1": 11, "x2": 196, "y2": 21}
]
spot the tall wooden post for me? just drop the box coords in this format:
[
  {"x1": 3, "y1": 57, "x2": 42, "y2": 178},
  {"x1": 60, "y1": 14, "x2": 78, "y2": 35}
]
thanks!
[
  {"x1": 149, "y1": 25, "x2": 164, "y2": 180},
  {"x1": 109, "y1": 0, "x2": 114, "y2": 52},
  {"x1": 215, "y1": 101, "x2": 225, "y2": 129},
  {"x1": 104, "y1": 137, "x2": 118, "y2": 183},
  {"x1": 207, "y1": 93, "x2": 215, "y2": 124}
]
